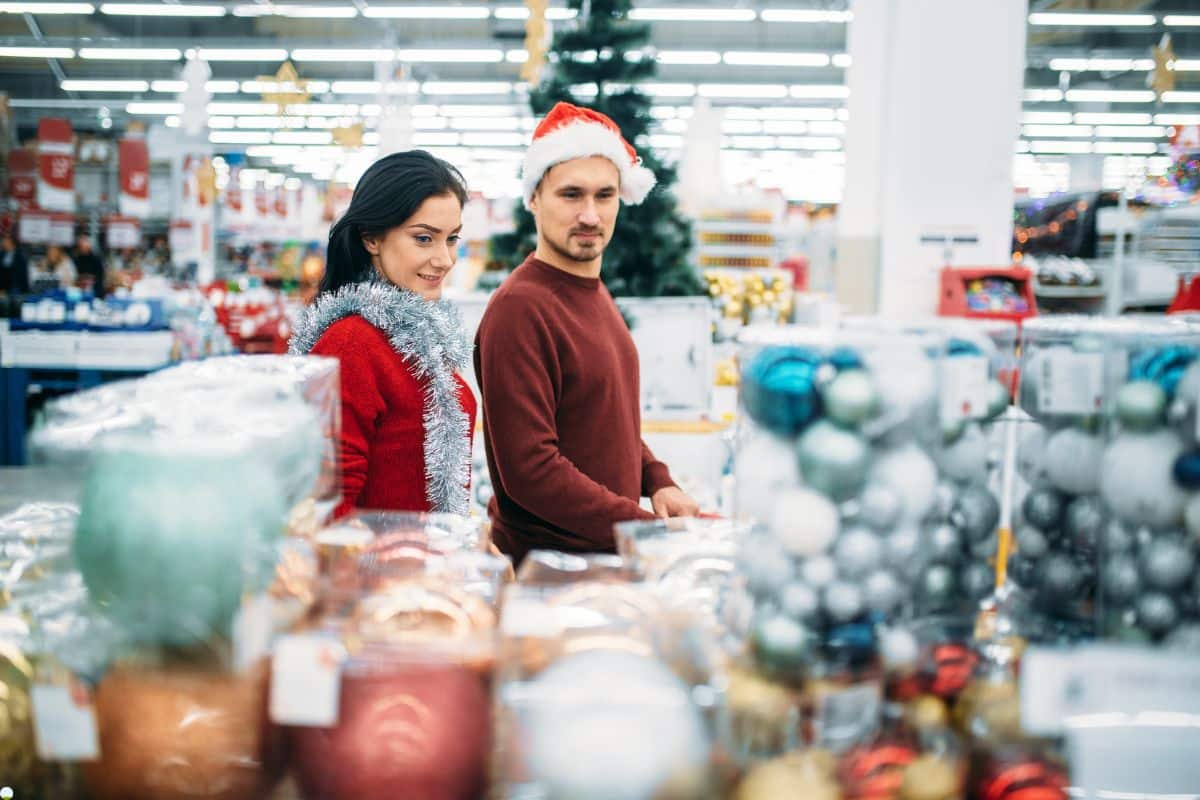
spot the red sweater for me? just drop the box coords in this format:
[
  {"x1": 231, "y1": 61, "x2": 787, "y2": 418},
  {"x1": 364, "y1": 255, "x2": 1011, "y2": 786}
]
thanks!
[
  {"x1": 311, "y1": 315, "x2": 477, "y2": 517},
  {"x1": 474, "y1": 256, "x2": 676, "y2": 564}
]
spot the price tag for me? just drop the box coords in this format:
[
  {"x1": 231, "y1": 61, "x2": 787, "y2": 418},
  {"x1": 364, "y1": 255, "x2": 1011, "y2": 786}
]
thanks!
[
  {"x1": 940, "y1": 354, "x2": 990, "y2": 422},
  {"x1": 1037, "y1": 350, "x2": 1104, "y2": 416},
  {"x1": 269, "y1": 634, "x2": 345, "y2": 727},
  {"x1": 813, "y1": 682, "x2": 881, "y2": 752},
  {"x1": 232, "y1": 593, "x2": 275, "y2": 673},
  {"x1": 31, "y1": 681, "x2": 100, "y2": 761}
]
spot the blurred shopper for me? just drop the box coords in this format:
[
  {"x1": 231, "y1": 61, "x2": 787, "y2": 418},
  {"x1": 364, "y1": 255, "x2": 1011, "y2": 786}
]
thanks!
[
  {"x1": 290, "y1": 150, "x2": 476, "y2": 517},
  {"x1": 0, "y1": 235, "x2": 29, "y2": 295},
  {"x1": 474, "y1": 102, "x2": 699, "y2": 566},
  {"x1": 75, "y1": 234, "x2": 106, "y2": 297},
  {"x1": 36, "y1": 245, "x2": 77, "y2": 289}
]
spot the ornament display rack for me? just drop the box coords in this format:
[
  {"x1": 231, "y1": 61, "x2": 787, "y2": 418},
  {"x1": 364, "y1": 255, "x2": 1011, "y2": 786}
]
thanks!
[
  {"x1": 937, "y1": 265, "x2": 1038, "y2": 323},
  {"x1": 1096, "y1": 205, "x2": 1194, "y2": 310}
]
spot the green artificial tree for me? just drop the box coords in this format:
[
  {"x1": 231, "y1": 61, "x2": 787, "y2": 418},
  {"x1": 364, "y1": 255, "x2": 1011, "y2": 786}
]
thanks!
[{"x1": 489, "y1": 0, "x2": 703, "y2": 297}]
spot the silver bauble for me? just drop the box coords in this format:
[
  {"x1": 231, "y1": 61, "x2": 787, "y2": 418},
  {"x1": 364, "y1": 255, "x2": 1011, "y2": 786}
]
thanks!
[
  {"x1": 800, "y1": 555, "x2": 838, "y2": 589},
  {"x1": 1016, "y1": 525, "x2": 1049, "y2": 559},
  {"x1": 822, "y1": 369, "x2": 879, "y2": 428},
  {"x1": 797, "y1": 421, "x2": 872, "y2": 501},
  {"x1": 916, "y1": 564, "x2": 958, "y2": 611},
  {"x1": 770, "y1": 487, "x2": 840, "y2": 557},
  {"x1": 884, "y1": 526, "x2": 923, "y2": 576},
  {"x1": 863, "y1": 345, "x2": 937, "y2": 432},
  {"x1": 961, "y1": 561, "x2": 995, "y2": 601},
  {"x1": 935, "y1": 423, "x2": 989, "y2": 485},
  {"x1": 879, "y1": 627, "x2": 919, "y2": 672},
  {"x1": 862, "y1": 569, "x2": 904, "y2": 616},
  {"x1": 1136, "y1": 593, "x2": 1180, "y2": 636},
  {"x1": 1101, "y1": 556, "x2": 1141, "y2": 605},
  {"x1": 1186, "y1": 494, "x2": 1200, "y2": 543},
  {"x1": 984, "y1": 378, "x2": 1010, "y2": 422},
  {"x1": 834, "y1": 526, "x2": 884, "y2": 579},
  {"x1": 822, "y1": 579, "x2": 865, "y2": 623},
  {"x1": 1165, "y1": 624, "x2": 1200, "y2": 652},
  {"x1": 934, "y1": 481, "x2": 957, "y2": 522},
  {"x1": 1139, "y1": 537, "x2": 1197, "y2": 592},
  {"x1": 869, "y1": 442, "x2": 939, "y2": 523},
  {"x1": 1022, "y1": 488, "x2": 1066, "y2": 532},
  {"x1": 1064, "y1": 495, "x2": 1106, "y2": 555},
  {"x1": 970, "y1": 531, "x2": 998, "y2": 559},
  {"x1": 740, "y1": 533, "x2": 795, "y2": 597},
  {"x1": 1171, "y1": 361, "x2": 1200, "y2": 442},
  {"x1": 859, "y1": 484, "x2": 903, "y2": 530},
  {"x1": 1039, "y1": 553, "x2": 1083, "y2": 601},
  {"x1": 1042, "y1": 428, "x2": 1104, "y2": 496},
  {"x1": 1101, "y1": 519, "x2": 1136, "y2": 554},
  {"x1": 1116, "y1": 380, "x2": 1167, "y2": 431},
  {"x1": 1017, "y1": 424, "x2": 1051, "y2": 484},
  {"x1": 780, "y1": 581, "x2": 821, "y2": 622},
  {"x1": 1100, "y1": 430, "x2": 1189, "y2": 530},
  {"x1": 736, "y1": 431, "x2": 801, "y2": 523},
  {"x1": 928, "y1": 524, "x2": 963, "y2": 564},
  {"x1": 951, "y1": 484, "x2": 1002, "y2": 543}
]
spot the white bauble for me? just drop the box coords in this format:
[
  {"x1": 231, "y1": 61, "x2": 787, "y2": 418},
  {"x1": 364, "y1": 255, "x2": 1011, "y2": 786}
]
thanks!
[
  {"x1": 1042, "y1": 427, "x2": 1104, "y2": 496},
  {"x1": 864, "y1": 345, "x2": 937, "y2": 426},
  {"x1": 1017, "y1": 424, "x2": 1050, "y2": 485},
  {"x1": 736, "y1": 431, "x2": 801, "y2": 523},
  {"x1": 769, "y1": 488, "x2": 840, "y2": 557},
  {"x1": 869, "y1": 443, "x2": 939, "y2": 523},
  {"x1": 1100, "y1": 430, "x2": 1189, "y2": 530},
  {"x1": 935, "y1": 423, "x2": 989, "y2": 485},
  {"x1": 526, "y1": 650, "x2": 709, "y2": 800},
  {"x1": 800, "y1": 555, "x2": 838, "y2": 589},
  {"x1": 879, "y1": 626, "x2": 919, "y2": 673}
]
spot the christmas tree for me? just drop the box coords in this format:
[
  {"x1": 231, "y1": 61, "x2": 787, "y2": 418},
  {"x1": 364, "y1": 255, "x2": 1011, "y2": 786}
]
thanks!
[{"x1": 489, "y1": 0, "x2": 702, "y2": 297}]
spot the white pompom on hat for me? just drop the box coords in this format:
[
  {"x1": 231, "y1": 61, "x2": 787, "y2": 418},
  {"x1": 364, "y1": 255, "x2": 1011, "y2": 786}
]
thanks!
[{"x1": 521, "y1": 101, "x2": 657, "y2": 210}]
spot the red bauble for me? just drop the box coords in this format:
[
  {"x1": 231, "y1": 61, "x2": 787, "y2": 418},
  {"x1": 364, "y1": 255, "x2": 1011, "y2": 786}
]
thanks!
[
  {"x1": 839, "y1": 743, "x2": 919, "y2": 800},
  {"x1": 289, "y1": 661, "x2": 491, "y2": 800}
]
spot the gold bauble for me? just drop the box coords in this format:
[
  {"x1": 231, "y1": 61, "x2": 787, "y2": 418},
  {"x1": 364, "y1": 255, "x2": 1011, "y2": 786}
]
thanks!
[
  {"x1": 727, "y1": 666, "x2": 800, "y2": 755},
  {"x1": 0, "y1": 641, "x2": 35, "y2": 795},
  {"x1": 747, "y1": 292, "x2": 764, "y2": 308},
  {"x1": 905, "y1": 694, "x2": 949, "y2": 731},
  {"x1": 900, "y1": 754, "x2": 960, "y2": 800},
  {"x1": 953, "y1": 676, "x2": 1022, "y2": 742},
  {"x1": 735, "y1": 752, "x2": 841, "y2": 800},
  {"x1": 725, "y1": 300, "x2": 745, "y2": 320}
]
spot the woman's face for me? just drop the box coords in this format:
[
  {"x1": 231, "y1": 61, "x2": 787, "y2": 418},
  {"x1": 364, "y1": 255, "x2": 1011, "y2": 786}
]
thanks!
[{"x1": 363, "y1": 193, "x2": 463, "y2": 301}]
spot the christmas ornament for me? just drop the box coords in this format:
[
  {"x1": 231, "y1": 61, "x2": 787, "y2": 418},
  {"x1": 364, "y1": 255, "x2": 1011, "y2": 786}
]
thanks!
[
  {"x1": 950, "y1": 485, "x2": 1001, "y2": 543},
  {"x1": 885, "y1": 526, "x2": 924, "y2": 578},
  {"x1": 841, "y1": 743, "x2": 918, "y2": 800},
  {"x1": 1173, "y1": 452, "x2": 1200, "y2": 489},
  {"x1": 834, "y1": 527, "x2": 885, "y2": 579},
  {"x1": 735, "y1": 753, "x2": 841, "y2": 800},
  {"x1": 904, "y1": 695, "x2": 949, "y2": 731},
  {"x1": 1064, "y1": 495, "x2": 1106, "y2": 555},
  {"x1": 900, "y1": 754, "x2": 960, "y2": 800},
  {"x1": 985, "y1": 379, "x2": 1010, "y2": 422},
  {"x1": 1021, "y1": 488, "x2": 1066, "y2": 532},
  {"x1": 0, "y1": 642, "x2": 35, "y2": 796},
  {"x1": 726, "y1": 666, "x2": 798, "y2": 756},
  {"x1": 1139, "y1": 537, "x2": 1196, "y2": 591},
  {"x1": 961, "y1": 562, "x2": 995, "y2": 602},
  {"x1": 74, "y1": 443, "x2": 285, "y2": 645},
  {"x1": 860, "y1": 484, "x2": 903, "y2": 531},
  {"x1": 522, "y1": 651, "x2": 707, "y2": 800},
  {"x1": 1187, "y1": 495, "x2": 1200, "y2": 542},
  {"x1": 770, "y1": 488, "x2": 840, "y2": 557},
  {"x1": 935, "y1": 423, "x2": 989, "y2": 485},
  {"x1": 780, "y1": 582, "x2": 820, "y2": 622},
  {"x1": 1007, "y1": 554, "x2": 1038, "y2": 586},
  {"x1": 826, "y1": 623, "x2": 878, "y2": 670},
  {"x1": 1042, "y1": 428, "x2": 1104, "y2": 496},
  {"x1": 801, "y1": 555, "x2": 838, "y2": 589},
  {"x1": 1100, "y1": 430, "x2": 1189, "y2": 530},
  {"x1": 863, "y1": 345, "x2": 937, "y2": 431},
  {"x1": 1135, "y1": 592, "x2": 1180, "y2": 636},
  {"x1": 736, "y1": 432, "x2": 801, "y2": 523},
  {"x1": 1016, "y1": 526, "x2": 1049, "y2": 559},
  {"x1": 821, "y1": 369, "x2": 878, "y2": 428},
  {"x1": 740, "y1": 533, "x2": 795, "y2": 597},
  {"x1": 1166, "y1": 624, "x2": 1200, "y2": 651},
  {"x1": 879, "y1": 627, "x2": 919, "y2": 672},
  {"x1": 1102, "y1": 519, "x2": 1136, "y2": 554},
  {"x1": 822, "y1": 580, "x2": 865, "y2": 623},
  {"x1": 797, "y1": 421, "x2": 871, "y2": 500},
  {"x1": 934, "y1": 480, "x2": 958, "y2": 522},
  {"x1": 1101, "y1": 556, "x2": 1140, "y2": 605},
  {"x1": 1038, "y1": 554, "x2": 1083, "y2": 608},
  {"x1": 1017, "y1": 424, "x2": 1051, "y2": 484},
  {"x1": 974, "y1": 758, "x2": 1068, "y2": 800},
  {"x1": 753, "y1": 613, "x2": 818, "y2": 677},
  {"x1": 741, "y1": 346, "x2": 823, "y2": 437},
  {"x1": 1116, "y1": 380, "x2": 1167, "y2": 431},
  {"x1": 85, "y1": 660, "x2": 282, "y2": 800},
  {"x1": 1130, "y1": 344, "x2": 1196, "y2": 398},
  {"x1": 870, "y1": 443, "x2": 939, "y2": 523},
  {"x1": 916, "y1": 565, "x2": 958, "y2": 612},
  {"x1": 928, "y1": 524, "x2": 964, "y2": 564},
  {"x1": 863, "y1": 569, "x2": 904, "y2": 616}
]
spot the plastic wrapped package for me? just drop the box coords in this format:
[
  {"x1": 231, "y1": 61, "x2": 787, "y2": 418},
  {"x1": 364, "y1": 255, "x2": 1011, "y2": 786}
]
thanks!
[
  {"x1": 494, "y1": 576, "x2": 730, "y2": 799},
  {"x1": 276, "y1": 541, "x2": 498, "y2": 800},
  {"x1": 29, "y1": 354, "x2": 336, "y2": 521},
  {"x1": 1014, "y1": 316, "x2": 1200, "y2": 643}
]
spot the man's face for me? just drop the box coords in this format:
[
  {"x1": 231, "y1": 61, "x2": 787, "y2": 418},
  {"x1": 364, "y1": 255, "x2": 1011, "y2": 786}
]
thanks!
[{"x1": 530, "y1": 156, "x2": 620, "y2": 266}]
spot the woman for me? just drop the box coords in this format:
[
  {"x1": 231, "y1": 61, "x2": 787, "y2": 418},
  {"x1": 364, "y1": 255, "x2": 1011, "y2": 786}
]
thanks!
[
  {"x1": 38, "y1": 245, "x2": 78, "y2": 289},
  {"x1": 290, "y1": 151, "x2": 475, "y2": 517}
]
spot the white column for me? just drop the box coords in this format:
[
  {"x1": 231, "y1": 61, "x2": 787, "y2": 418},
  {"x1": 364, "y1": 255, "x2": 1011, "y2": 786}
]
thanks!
[{"x1": 837, "y1": 0, "x2": 1029, "y2": 317}]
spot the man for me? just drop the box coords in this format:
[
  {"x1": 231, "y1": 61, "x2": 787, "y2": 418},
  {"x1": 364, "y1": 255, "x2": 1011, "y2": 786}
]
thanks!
[
  {"x1": 474, "y1": 102, "x2": 700, "y2": 565},
  {"x1": 0, "y1": 234, "x2": 29, "y2": 295},
  {"x1": 74, "y1": 234, "x2": 106, "y2": 297}
]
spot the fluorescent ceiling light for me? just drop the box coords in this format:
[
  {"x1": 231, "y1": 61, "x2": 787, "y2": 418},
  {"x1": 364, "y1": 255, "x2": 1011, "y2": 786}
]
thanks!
[
  {"x1": 1048, "y1": 57, "x2": 1153, "y2": 71},
  {"x1": 79, "y1": 47, "x2": 181, "y2": 60},
  {"x1": 411, "y1": 117, "x2": 448, "y2": 130},
  {"x1": 101, "y1": 3, "x2": 224, "y2": 15},
  {"x1": 1023, "y1": 111, "x2": 1073, "y2": 124},
  {"x1": 775, "y1": 136, "x2": 842, "y2": 150},
  {"x1": 422, "y1": 81, "x2": 513, "y2": 94},
  {"x1": 1094, "y1": 125, "x2": 1164, "y2": 138},
  {"x1": 397, "y1": 48, "x2": 504, "y2": 63},
  {"x1": 1171, "y1": 60, "x2": 1200, "y2": 71},
  {"x1": 1065, "y1": 89, "x2": 1154, "y2": 103},
  {"x1": 1029, "y1": 140, "x2": 1093, "y2": 154},
  {"x1": 151, "y1": 80, "x2": 186, "y2": 92},
  {"x1": 208, "y1": 101, "x2": 278, "y2": 114},
  {"x1": 700, "y1": 83, "x2": 788, "y2": 98},
  {"x1": 451, "y1": 117, "x2": 521, "y2": 130},
  {"x1": 461, "y1": 132, "x2": 528, "y2": 146},
  {"x1": 640, "y1": 83, "x2": 696, "y2": 97},
  {"x1": 726, "y1": 105, "x2": 837, "y2": 121},
  {"x1": 291, "y1": 48, "x2": 393, "y2": 62},
  {"x1": 832, "y1": 53, "x2": 851, "y2": 68},
  {"x1": 241, "y1": 79, "x2": 333, "y2": 93},
  {"x1": 761, "y1": 120, "x2": 807, "y2": 134},
  {"x1": 238, "y1": 116, "x2": 306, "y2": 129},
  {"x1": 363, "y1": 4, "x2": 488, "y2": 18},
  {"x1": 233, "y1": 3, "x2": 358, "y2": 17},
  {"x1": 208, "y1": 115, "x2": 235, "y2": 128},
  {"x1": 506, "y1": 49, "x2": 527, "y2": 62},
  {"x1": 658, "y1": 118, "x2": 687, "y2": 133},
  {"x1": 286, "y1": 103, "x2": 359, "y2": 115},
  {"x1": 0, "y1": 46, "x2": 73, "y2": 58},
  {"x1": 724, "y1": 51, "x2": 831, "y2": 67},
  {"x1": 1022, "y1": 124, "x2": 1094, "y2": 138},
  {"x1": 1156, "y1": 113, "x2": 1200, "y2": 125},
  {"x1": 1029, "y1": 12, "x2": 1155, "y2": 26},
  {"x1": 760, "y1": 9, "x2": 851, "y2": 23},
  {"x1": 61, "y1": 78, "x2": 148, "y2": 91},
  {"x1": 493, "y1": 5, "x2": 576, "y2": 20},
  {"x1": 165, "y1": 115, "x2": 180, "y2": 127},
  {"x1": 790, "y1": 84, "x2": 849, "y2": 99},
  {"x1": 330, "y1": 80, "x2": 380, "y2": 93},
  {"x1": 1025, "y1": 88, "x2": 1064, "y2": 102},
  {"x1": 657, "y1": 50, "x2": 721, "y2": 65},
  {"x1": 273, "y1": 131, "x2": 331, "y2": 144},
  {"x1": 808, "y1": 121, "x2": 845, "y2": 134},
  {"x1": 721, "y1": 120, "x2": 763, "y2": 134},
  {"x1": 1165, "y1": 15, "x2": 1200, "y2": 26},
  {"x1": 197, "y1": 48, "x2": 288, "y2": 62},
  {"x1": 414, "y1": 132, "x2": 461, "y2": 146},
  {"x1": 206, "y1": 80, "x2": 240, "y2": 93},
  {"x1": 440, "y1": 104, "x2": 520, "y2": 116},
  {"x1": 211, "y1": 131, "x2": 273, "y2": 145},
  {"x1": 1093, "y1": 141, "x2": 1158, "y2": 154},
  {"x1": 628, "y1": 8, "x2": 755, "y2": 22},
  {"x1": 0, "y1": 2, "x2": 93, "y2": 13},
  {"x1": 126, "y1": 101, "x2": 183, "y2": 114},
  {"x1": 647, "y1": 134, "x2": 684, "y2": 148},
  {"x1": 1073, "y1": 112, "x2": 1152, "y2": 125},
  {"x1": 1162, "y1": 91, "x2": 1200, "y2": 103}
]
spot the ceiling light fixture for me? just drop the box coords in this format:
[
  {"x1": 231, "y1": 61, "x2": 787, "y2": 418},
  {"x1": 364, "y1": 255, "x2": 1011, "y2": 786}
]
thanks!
[
  {"x1": 1023, "y1": 111, "x2": 1074, "y2": 124},
  {"x1": 396, "y1": 48, "x2": 504, "y2": 62},
  {"x1": 61, "y1": 78, "x2": 149, "y2": 91},
  {"x1": 760, "y1": 9, "x2": 851, "y2": 23},
  {"x1": 1163, "y1": 91, "x2": 1200, "y2": 103},
  {"x1": 101, "y1": 2, "x2": 224, "y2": 15},
  {"x1": 126, "y1": 101, "x2": 183, "y2": 114},
  {"x1": 493, "y1": 6, "x2": 576, "y2": 20},
  {"x1": 1094, "y1": 125, "x2": 1165, "y2": 138},
  {"x1": 197, "y1": 48, "x2": 289, "y2": 62},
  {"x1": 422, "y1": 81, "x2": 514, "y2": 94},
  {"x1": 657, "y1": 50, "x2": 722, "y2": 65},
  {"x1": 1024, "y1": 88, "x2": 1065, "y2": 102},
  {"x1": 1048, "y1": 57, "x2": 1153, "y2": 72},
  {"x1": 211, "y1": 131, "x2": 273, "y2": 145},
  {"x1": 79, "y1": 47, "x2": 181, "y2": 60},
  {"x1": 291, "y1": 48, "x2": 393, "y2": 62},
  {"x1": 1028, "y1": 139, "x2": 1093, "y2": 153},
  {"x1": 1022, "y1": 124, "x2": 1094, "y2": 138},
  {"x1": 0, "y1": 46, "x2": 73, "y2": 58},
  {"x1": 232, "y1": 4, "x2": 357, "y2": 17},
  {"x1": 700, "y1": 83, "x2": 788, "y2": 98},
  {"x1": 723, "y1": 51, "x2": 832, "y2": 67},
  {"x1": 1064, "y1": 89, "x2": 1155, "y2": 103},
  {"x1": 0, "y1": 2, "x2": 93, "y2": 13},
  {"x1": 1073, "y1": 112, "x2": 1153, "y2": 125},
  {"x1": 1029, "y1": 12, "x2": 1155, "y2": 26},
  {"x1": 790, "y1": 84, "x2": 850, "y2": 98},
  {"x1": 1163, "y1": 15, "x2": 1200, "y2": 26},
  {"x1": 628, "y1": 8, "x2": 755, "y2": 22},
  {"x1": 363, "y1": 4, "x2": 488, "y2": 18}
]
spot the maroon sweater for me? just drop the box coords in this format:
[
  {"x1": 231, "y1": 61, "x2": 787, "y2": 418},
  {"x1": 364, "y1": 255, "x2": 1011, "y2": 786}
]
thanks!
[{"x1": 474, "y1": 256, "x2": 676, "y2": 563}]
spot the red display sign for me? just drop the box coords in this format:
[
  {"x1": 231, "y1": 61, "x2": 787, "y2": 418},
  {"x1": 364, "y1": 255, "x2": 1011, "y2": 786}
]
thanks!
[
  {"x1": 226, "y1": 168, "x2": 243, "y2": 213},
  {"x1": 37, "y1": 117, "x2": 75, "y2": 212},
  {"x1": 118, "y1": 137, "x2": 150, "y2": 218},
  {"x1": 8, "y1": 147, "x2": 36, "y2": 210}
]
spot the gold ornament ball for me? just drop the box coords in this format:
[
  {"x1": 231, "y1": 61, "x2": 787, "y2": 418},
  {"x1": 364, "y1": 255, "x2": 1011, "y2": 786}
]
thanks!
[
  {"x1": 953, "y1": 677, "x2": 1022, "y2": 742},
  {"x1": 725, "y1": 300, "x2": 745, "y2": 320},
  {"x1": 726, "y1": 666, "x2": 800, "y2": 754},
  {"x1": 735, "y1": 752, "x2": 841, "y2": 800},
  {"x1": 905, "y1": 694, "x2": 949, "y2": 731},
  {"x1": 0, "y1": 643, "x2": 35, "y2": 795},
  {"x1": 900, "y1": 754, "x2": 961, "y2": 800}
]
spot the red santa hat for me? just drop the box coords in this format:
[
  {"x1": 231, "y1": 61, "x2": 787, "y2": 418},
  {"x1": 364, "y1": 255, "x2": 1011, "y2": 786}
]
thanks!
[{"x1": 522, "y1": 101, "x2": 657, "y2": 210}]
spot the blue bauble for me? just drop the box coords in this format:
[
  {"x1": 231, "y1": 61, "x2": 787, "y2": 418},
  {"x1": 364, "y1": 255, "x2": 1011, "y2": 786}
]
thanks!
[
  {"x1": 1130, "y1": 345, "x2": 1198, "y2": 399},
  {"x1": 74, "y1": 441, "x2": 285, "y2": 645},
  {"x1": 826, "y1": 622, "x2": 877, "y2": 670},
  {"x1": 827, "y1": 347, "x2": 864, "y2": 372},
  {"x1": 946, "y1": 338, "x2": 983, "y2": 357},
  {"x1": 741, "y1": 346, "x2": 823, "y2": 437},
  {"x1": 1173, "y1": 451, "x2": 1200, "y2": 489}
]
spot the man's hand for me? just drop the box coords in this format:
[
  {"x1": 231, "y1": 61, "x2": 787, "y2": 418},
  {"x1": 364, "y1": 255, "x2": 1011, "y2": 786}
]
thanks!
[{"x1": 651, "y1": 486, "x2": 701, "y2": 518}]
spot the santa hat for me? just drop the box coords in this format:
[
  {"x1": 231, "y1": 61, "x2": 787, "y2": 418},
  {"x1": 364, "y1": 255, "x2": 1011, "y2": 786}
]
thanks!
[{"x1": 522, "y1": 101, "x2": 657, "y2": 210}]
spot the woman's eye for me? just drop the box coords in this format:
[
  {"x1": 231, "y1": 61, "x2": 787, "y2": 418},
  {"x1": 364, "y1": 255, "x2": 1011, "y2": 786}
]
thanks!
[
  {"x1": 448, "y1": 235, "x2": 461, "y2": 244},
  {"x1": 415, "y1": 235, "x2": 432, "y2": 244}
]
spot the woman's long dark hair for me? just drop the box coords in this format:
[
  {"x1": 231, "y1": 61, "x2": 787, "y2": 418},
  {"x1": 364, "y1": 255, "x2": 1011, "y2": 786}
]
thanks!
[{"x1": 320, "y1": 150, "x2": 468, "y2": 294}]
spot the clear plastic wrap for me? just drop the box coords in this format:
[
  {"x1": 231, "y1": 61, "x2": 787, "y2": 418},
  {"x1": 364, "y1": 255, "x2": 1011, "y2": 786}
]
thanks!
[{"x1": 1014, "y1": 315, "x2": 1200, "y2": 644}]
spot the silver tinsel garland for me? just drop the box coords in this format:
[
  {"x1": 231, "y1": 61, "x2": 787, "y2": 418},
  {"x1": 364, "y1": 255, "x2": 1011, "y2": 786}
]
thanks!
[{"x1": 290, "y1": 282, "x2": 473, "y2": 515}]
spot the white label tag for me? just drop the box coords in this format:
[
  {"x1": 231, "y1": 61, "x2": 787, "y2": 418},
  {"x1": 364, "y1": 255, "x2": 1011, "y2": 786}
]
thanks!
[
  {"x1": 1038, "y1": 350, "x2": 1104, "y2": 415},
  {"x1": 813, "y1": 682, "x2": 881, "y2": 752},
  {"x1": 232, "y1": 593, "x2": 275, "y2": 673},
  {"x1": 269, "y1": 634, "x2": 345, "y2": 727},
  {"x1": 31, "y1": 682, "x2": 100, "y2": 761},
  {"x1": 940, "y1": 354, "x2": 990, "y2": 422}
]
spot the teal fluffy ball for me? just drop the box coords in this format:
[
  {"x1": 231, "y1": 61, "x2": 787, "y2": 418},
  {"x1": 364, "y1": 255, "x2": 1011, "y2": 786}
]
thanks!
[{"x1": 74, "y1": 442, "x2": 285, "y2": 645}]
